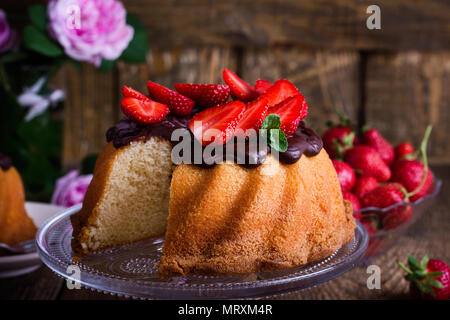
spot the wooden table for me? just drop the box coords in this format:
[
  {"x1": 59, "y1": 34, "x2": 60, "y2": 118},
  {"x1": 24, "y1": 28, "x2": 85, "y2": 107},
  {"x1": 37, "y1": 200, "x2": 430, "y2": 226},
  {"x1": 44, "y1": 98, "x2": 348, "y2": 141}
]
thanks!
[{"x1": 1, "y1": 165, "x2": 448, "y2": 300}]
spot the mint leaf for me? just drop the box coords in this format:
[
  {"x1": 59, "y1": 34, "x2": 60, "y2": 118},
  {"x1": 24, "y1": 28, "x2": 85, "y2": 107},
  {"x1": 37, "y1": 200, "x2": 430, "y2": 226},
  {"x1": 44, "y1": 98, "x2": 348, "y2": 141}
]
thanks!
[
  {"x1": 23, "y1": 25, "x2": 63, "y2": 57},
  {"x1": 269, "y1": 129, "x2": 288, "y2": 152},
  {"x1": 260, "y1": 114, "x2": 288, "y2": 153},
  {"x1": 261, "y1": 113, "x2": 281, "y2": 130},
  {"x1": 28, "y1": 4, "x2": 47, "y2": 31},
  {"x1": 120, "y1": 13, "x2": 148, "y2": 63}
]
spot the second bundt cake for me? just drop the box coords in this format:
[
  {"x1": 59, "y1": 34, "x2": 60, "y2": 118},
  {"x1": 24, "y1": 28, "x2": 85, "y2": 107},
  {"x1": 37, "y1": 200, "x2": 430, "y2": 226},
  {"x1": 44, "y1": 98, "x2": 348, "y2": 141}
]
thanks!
[{"x1": 0, "y1": 154, "x2": 37, "y2": 247}]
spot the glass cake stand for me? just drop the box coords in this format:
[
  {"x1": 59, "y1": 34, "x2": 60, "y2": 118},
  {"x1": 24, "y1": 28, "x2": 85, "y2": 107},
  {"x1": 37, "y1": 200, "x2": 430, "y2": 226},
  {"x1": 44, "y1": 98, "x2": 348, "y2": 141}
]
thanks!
[{"x1": 36, "y1": 204, "x2": 368, "y2": 299}]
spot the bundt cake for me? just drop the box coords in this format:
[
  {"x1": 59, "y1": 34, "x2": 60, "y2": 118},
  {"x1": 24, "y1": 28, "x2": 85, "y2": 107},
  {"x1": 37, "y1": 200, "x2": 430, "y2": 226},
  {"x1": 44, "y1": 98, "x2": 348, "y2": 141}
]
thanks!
[
  {"x1": 0, "y1": 153, "x2": 37, "y2": 247},
  {"x1": 71, "y1": 71, "x2": 356, "y2": 276}
]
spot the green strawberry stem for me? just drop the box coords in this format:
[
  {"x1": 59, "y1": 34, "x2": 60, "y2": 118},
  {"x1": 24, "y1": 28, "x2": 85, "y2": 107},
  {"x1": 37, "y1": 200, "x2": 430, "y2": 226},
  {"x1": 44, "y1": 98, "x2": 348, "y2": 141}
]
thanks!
[
  {"x1": 405, "y1": 125, "x2": 432, "y2": 199},
  {"x1": 397, "y1": 253, "x2": 444, "y2": 298},
  {"x1": 397, "y1": 260, "x2": 413, "y2": 274}
]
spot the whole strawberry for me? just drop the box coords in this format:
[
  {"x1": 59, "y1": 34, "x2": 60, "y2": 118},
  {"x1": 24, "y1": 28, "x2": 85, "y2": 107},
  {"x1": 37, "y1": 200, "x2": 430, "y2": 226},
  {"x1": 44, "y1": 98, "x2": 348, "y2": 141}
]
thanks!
[
  {"x1": 344, "y1": 146, "x2": 391, "y2": 182},
  {"x1": 332, "y1": 160, "x2": 356, "y2": 191},
  {"x1": 361, "y1": 128, "x2": 395, "y2": 165},
  {"x1": 392, "y1": 126, "x2": 433, "y2": 202},
  {"x1": 342, "y1": 190, "x2": 360, "y2": 212},
  {"x1": 322, "y1": 126, "x2": 355, "y2": 159},
  {"x1": 395, "y1": 142, "x2": 415, "y2": 160},
  {"x1": 353, "y1": 176, "x2": 379, "y2": 200},
  {"x1": 398, "y1": 254, "x2": 450, "y2": 300},
  {"x1": 361, "y1": 183, "x2": 411, "y2": 229}
]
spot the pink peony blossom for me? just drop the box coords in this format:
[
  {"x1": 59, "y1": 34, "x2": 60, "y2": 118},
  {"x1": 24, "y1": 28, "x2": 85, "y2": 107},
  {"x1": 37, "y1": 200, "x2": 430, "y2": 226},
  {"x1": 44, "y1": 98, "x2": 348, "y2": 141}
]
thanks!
[
  {"x1": 47, "y1": 0, "x2": 134, "y2": 66},
  {"x1": 0, "y1": 9, "x2": 17, "y2": 53},
  {"x1": 51, "y1": 170, "x2": 93, "y2": 207}
]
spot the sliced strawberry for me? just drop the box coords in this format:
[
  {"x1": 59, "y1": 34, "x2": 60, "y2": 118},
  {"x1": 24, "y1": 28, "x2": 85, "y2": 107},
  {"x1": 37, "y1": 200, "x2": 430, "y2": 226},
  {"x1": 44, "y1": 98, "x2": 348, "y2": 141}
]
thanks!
[
  {"x1": 188, "y1": 101, "x2": 245, "y2": 146},
  {"x1": 122, "y1": 86, "x2": 150, "y2": 101},
  {"x1": 260, "y1": 79, "x2": 300, "y2": 108},
  {"x1": 270, "y1": 94, "x2": 308, "y2": 135},
  {"x1": 121, "y1": 97, "x2": 169, "y2": 124},
  {"x1": 222, "y1": 69, "x2": 258, "y2": 102},
  {"x1": 254, "y1": 79, "x2": 273, "y2": 95},
  {"x1": 174, "y1": 83, "x2": 230, "y2": 108},
  {"x1": 146, "y1": 81, "x2": 194, "y2": 116},
  {"x1": 234, "y1": 97, "x2": 269, "y2": 136}
]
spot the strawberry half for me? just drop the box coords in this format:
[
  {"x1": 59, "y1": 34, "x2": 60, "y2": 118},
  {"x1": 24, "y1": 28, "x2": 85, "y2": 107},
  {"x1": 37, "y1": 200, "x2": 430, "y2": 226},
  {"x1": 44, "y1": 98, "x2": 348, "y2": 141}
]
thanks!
[
  {"x1": 269, "y1": 94, "x2": 308, "y2": 135},
  {"x1": 222, "y1": 69, "x2": 258, "y2": 102},
  {"x1": 234, "y1": 97, "x2": 269, "y2": 136},
  {"x1": 259, "y1": 79, "x2": 300, "y2": 108},
  {"x1": 121, "y1": 97, "x2": 169, "y2": 124},
  {"x1": 254, "y1": 79, "x2": 273, "y2": 95},
  {"x1": 188, "y1": 101, "x2": 245, "y2": 146},
  {"x1": 147, "y1": 81, "x2": 194, "y2": 116},
  {"x1": 174, "y1": 83, "x2": 230, "y2": 108},
  {"x1": 122, "y1": 86, "x2": 150, "y2": 101}
]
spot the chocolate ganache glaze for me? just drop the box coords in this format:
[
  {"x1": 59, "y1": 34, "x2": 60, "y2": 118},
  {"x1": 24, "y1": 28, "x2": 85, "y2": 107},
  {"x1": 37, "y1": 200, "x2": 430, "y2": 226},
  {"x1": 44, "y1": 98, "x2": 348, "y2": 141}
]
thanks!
[
  {"x1": 0, "y1": 153, "x2": 12, "y2": 171},
  {"x1": 106, "y1": 115, "x2": 322, "y2": 168}
]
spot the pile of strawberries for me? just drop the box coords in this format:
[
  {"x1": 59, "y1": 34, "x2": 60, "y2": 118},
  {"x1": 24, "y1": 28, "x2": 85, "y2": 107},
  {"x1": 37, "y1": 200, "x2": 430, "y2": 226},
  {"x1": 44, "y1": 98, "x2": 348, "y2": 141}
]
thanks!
[
  {"x1": 324, "y1": 120, "x2": 434, "y2": 232},
  {"x1": 120, "y1": 69, "x2": 308, "y2": 146}
]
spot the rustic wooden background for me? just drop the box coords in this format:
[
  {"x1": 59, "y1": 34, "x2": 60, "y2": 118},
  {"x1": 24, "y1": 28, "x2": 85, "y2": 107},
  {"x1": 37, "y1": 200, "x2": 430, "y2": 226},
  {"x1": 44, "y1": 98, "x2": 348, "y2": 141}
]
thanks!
[{"x1": 4, "y1": 0, "x2": 450, "y2": 168}]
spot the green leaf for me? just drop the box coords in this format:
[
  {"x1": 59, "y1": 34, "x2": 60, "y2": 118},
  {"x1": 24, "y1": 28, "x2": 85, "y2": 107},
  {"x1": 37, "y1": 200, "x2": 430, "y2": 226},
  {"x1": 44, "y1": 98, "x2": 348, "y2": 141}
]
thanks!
[
  {"x1": 269, "y1": 129, "x2": 288, "y2": 153},
  {"x1": 414, "y1": 270, "x2": 427, "y2": 277},
  {"x1": 120, "y1": 13, "x2": 148, "y2": 63},
  {"x1": 28, "y1": 4, "x2": 47, "y2": 31},
  {"x1": 407, "y1": 254, "x2": 421, "y2": 270},
  {"x1": 429, "y1": 279, "x2": 444, "y2": 289},
  {"x1": 99, "y1": 59, "x2": 116, "y2": 72},
  {"x1": 261, "y1": 114, "x2": 281, "y2": 130},
  {"x1": 420, "y1": 255, "x2": 429, "y2": 269},
  {"x1": 23, "y1": 25, "x2": 63, "y2": 57},
  {"x1": 426, "y1": 271, "x2": 443, "y2": 278}
]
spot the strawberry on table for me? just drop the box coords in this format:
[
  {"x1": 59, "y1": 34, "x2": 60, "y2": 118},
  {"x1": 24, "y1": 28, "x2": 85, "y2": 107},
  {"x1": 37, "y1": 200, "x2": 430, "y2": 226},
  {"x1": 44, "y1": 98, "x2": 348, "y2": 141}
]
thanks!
[
  {"x1": 332, "y1": 160, "x2": 356, "y2": 191},
  {"x1": 353, "y1": 176, "x2": 379, "y2": 200},
  {"x1": 395, "y1": 142, "x2": 415, "y2": 160},
  {"x1": 361, "y1": 128, "x2": 395, "y2": 165},
  {"x1": 398, "y1": 254, "x2": 450, "y2": 300},
  {"x1": 174, "y1": 83, "x2": 230, "y2": 108},
  {"x1": 270, "y1": 94, "x2": 308, "y2": 136},
  {"x1": 222, "y1": 69, "x2": 258, "y2": 102},
  {"x1": 147, "y1": 81, "x2": 194, "y2": 116},
  {"x1": 188, "y1": 100, "x2": 245, "y2": 146},
  {"x1": 121, "y1": 97, "x2": 169, "y2": 124},
  {"x1": 259, "y1": 79, "x2": 300, "y2": 108},
  {"x1": 322, "y1": 126, "x2": 356, "y2": 159},
  {"x1": 344, "y1": 146, "x2": 392, "y2": 182},
  {"x1": 254, "y1": 79, "x2": 273, "y2": 95},
  {"x1": 234, "y1": 97, "x2": 269, "y2": 136}
]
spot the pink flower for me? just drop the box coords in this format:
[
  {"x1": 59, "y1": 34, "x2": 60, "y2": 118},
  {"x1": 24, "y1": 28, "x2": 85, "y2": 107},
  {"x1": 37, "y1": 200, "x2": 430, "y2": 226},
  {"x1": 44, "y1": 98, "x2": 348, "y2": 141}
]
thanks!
[
  {"x1": 0, "y1": 9, "x2": 17, "y2": 53},
  {"x1": 47, "y1": 0, "x2": 134, "y2": 66},
  {"x1": 51, "y1": 170, "x2": 93, "y2": 207}
]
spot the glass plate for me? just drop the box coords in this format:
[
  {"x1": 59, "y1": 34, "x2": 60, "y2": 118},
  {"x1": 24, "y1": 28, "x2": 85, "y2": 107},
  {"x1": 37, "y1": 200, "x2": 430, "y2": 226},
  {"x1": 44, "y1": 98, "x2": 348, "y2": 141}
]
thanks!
[{"x1": 36, "y1": 205, "x2": 368, "y2": 299}]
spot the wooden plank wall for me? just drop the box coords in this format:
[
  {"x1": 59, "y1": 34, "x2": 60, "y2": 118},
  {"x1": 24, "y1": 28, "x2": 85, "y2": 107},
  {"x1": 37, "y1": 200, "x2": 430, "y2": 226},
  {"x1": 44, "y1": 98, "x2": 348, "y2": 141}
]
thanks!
[{"x1": 5, "y1": 0, "x2": 449, "y2": 167}]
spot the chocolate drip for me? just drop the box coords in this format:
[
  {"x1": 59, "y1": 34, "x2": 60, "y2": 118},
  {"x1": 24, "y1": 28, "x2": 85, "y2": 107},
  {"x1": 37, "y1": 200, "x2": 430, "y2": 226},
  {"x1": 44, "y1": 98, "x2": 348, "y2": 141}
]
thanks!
[
  {"x1": 0, "y1": 153, "x2": 12, "y2": 171},
  {"x1": 106, "y1": 115, "x2": 322, "y2": 168}
]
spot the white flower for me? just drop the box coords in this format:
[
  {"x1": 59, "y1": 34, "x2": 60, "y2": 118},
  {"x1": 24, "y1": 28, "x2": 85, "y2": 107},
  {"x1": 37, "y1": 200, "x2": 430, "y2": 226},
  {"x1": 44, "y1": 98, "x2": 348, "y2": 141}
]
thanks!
[{"x1": 17, "y1": 77, "x2": 65, "y2": 121}]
